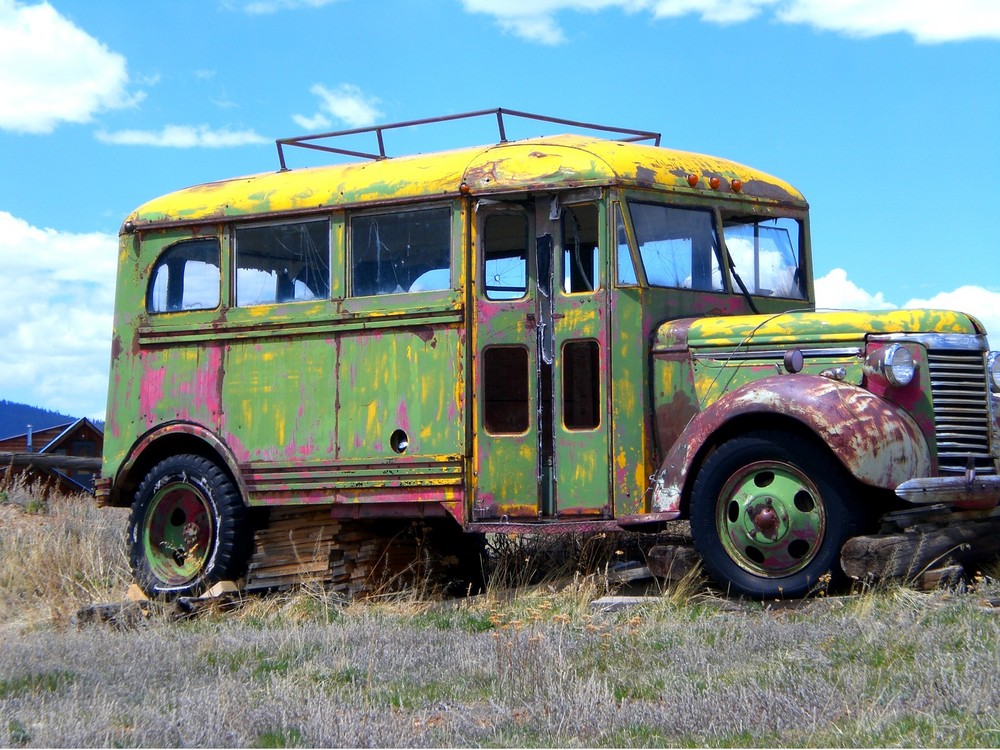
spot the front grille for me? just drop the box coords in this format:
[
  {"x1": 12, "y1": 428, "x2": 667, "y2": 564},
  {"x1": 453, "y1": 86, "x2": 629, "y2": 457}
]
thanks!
[{"x1": 927, "y1": 349, "x2": 996, "y2": 475}]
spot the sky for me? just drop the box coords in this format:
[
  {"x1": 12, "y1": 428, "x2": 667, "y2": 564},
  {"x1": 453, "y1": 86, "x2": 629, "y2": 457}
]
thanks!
[{"x1": 0, "y1": 0, "x2": 998, "y2": 421}]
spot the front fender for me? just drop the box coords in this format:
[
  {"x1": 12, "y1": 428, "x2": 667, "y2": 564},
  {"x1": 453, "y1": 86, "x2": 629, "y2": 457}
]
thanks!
[{"x1": 651, "y1": 374, "x2": 931, "y2": 515}]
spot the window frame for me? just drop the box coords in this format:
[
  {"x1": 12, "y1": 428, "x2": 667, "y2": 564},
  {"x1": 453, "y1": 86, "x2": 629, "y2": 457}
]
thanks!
[
  {"x1": 347, "y1": 203, "x2": 454, "y2": 299},
  {"x1": 233, "y1": 217, "x2": 332, "y2": 308}
]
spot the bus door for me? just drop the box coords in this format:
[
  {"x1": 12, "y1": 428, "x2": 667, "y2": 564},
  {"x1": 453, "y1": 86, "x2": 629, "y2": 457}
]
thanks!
[
  {"x1": 473, "y1": 196, "x2": 610, "y2": 521},
  {"x1": 552, "y1": 200, "x2": 610, "y2": 517}
]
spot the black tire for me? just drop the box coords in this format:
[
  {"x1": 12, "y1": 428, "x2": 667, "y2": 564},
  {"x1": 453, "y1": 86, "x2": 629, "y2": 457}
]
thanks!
[
  {"x1": 128, "y1": 454, "x2": 250, "y2": 597},
  {"x1": 690, "y1": 431, "x2": 862, "y2": 599}
]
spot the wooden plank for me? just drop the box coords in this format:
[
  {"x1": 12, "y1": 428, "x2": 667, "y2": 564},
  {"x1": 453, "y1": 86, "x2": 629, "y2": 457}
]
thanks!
[{"x1": 247, "y1": 560, "x2": 330, "y2": 577}]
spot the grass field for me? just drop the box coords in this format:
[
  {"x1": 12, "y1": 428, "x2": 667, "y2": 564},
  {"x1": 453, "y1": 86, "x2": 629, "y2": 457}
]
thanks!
[{"x1": 2, "y1": 482, "x2": 1000, "y2": 747}]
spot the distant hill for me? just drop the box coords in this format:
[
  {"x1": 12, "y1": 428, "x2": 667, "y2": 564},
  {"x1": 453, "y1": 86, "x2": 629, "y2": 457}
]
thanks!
[{"x1": 0, "y1": 400, "x2": 93, "y2": 439}]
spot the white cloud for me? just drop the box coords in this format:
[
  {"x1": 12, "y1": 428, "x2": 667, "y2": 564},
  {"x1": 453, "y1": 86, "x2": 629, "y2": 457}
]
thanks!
[
  {"x1": 776, "y1": 0, "x2": 1000, "y2": 44},
  {"x1": 95, "y1": 124, "x2": 268, "y2": 148},
  {"x1": 815, "y1": 267, "x2": 896, "y2": 311},
  {"x1": 459, "y1": 0, "x2": 1000, "y2": 44},
  {"x1": 293, "y1": 83, "x2": 383, "y2": 131},
  {"x1": 0, "y1": 211, "x2": 117, "y2": 419},
  {"x1": 229, "y1": 0, "x2": 343, "y2": 13},
  {"x1": 0, "y1": 0, "x2": 141, "y2": 134}
]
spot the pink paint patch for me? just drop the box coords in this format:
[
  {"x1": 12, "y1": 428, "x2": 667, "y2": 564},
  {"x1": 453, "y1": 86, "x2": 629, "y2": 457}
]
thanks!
[
  {"x1": 396, "y1": 399, "x2": 409, "y2": 430},
  {"x1": 139, "y1": 366, "x2": 167, "y2": 427},
  {"x1": 193, "y1": 347, "x2": 223, "y2": 416}
]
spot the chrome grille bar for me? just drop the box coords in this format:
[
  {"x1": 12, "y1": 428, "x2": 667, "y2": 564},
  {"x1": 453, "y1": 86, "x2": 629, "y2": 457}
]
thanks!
[{"x1": 927, "y1": 350, "x2": 995, "y2": 475}]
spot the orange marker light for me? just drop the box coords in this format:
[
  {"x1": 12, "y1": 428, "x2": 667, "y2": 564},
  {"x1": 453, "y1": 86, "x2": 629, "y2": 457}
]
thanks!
[
  {"x1": 731, "y1": 179, "x2": 743, "y2": 193},
  {"x1": 709, "y1": 176, "x2": 721, "y2": 189},
  {"x1": 687, "y1": 174, "x2": 699, "y2": 187}
]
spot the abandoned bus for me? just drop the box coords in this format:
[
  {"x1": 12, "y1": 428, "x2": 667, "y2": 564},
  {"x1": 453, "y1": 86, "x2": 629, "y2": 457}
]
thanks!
[{"x1": 99, "y1": 109, "x2": 1000, "y2": 599}]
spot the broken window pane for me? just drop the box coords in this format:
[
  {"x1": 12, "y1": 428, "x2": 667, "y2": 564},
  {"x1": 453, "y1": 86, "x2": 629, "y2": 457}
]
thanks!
[
  {"x1": 147, "y1": 238, "x2": 221, "y2": 313},
  {"x1": 351, "y1": 207, "x2": 451, "y2": 296},
  {"x1": 483, "y1": 212, "x2": 528, "y2": 300},
  {"x1": 236, "y1": 219, "x2": 330, "y2": 307}
]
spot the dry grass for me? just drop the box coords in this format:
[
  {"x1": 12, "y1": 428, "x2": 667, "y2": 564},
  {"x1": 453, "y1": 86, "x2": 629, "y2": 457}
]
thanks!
[
  {"x1": 3, "y1": 487, "x2": 1000, "y2": 747},
  {"x1": 0, "y1": 480, "x2": 130, "y2": 631}
]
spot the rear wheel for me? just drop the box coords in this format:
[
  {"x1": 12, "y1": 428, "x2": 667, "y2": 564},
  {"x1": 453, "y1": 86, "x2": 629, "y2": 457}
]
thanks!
[
  {"x1": 128, "y1": 454, "x2": 249, "y2": 597},
  {"x1": 690, "y1": 431, "x2": 862, "y2": 599}
]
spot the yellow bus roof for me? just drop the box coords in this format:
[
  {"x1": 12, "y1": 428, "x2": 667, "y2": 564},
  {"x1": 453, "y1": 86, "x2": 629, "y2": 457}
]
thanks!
[{"x1": 124, "y1": 134, "x2": 807, "y2": 231}]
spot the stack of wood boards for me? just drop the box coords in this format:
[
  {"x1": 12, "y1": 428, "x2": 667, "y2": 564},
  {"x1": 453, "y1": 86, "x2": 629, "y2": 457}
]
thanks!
[{"x1": 244, "y1": 507, "x2": 424, "y2": 597}]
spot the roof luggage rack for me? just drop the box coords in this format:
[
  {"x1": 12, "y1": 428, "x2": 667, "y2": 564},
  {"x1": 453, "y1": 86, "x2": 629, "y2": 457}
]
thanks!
[{"x1": 275, "y1": 107, "x2": 661, "y2": 169}]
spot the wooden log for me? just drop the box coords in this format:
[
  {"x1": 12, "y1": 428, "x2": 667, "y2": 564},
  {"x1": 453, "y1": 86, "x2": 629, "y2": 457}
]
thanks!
[
  {"x1": 840, "y1": 517, "x2": 1000, "y2": 581},
  {"x1": 0, "y1": 452, "x2": 102, "y2": 471},
  {"x1": 646, "y1": 544, "x2": 701, "y2": 582}
]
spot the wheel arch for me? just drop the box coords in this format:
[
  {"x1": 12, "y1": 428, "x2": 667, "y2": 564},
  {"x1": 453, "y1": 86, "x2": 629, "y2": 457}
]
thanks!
[
  {"x1": 652, "y1": 374, "x2": 931, "y2": 518},
  {"x1": 107, "y1": 422, "x2": 247, "y2": 509}
]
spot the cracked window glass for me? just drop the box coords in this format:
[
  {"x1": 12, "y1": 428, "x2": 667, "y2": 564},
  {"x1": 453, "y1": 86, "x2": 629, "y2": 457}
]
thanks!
[
  {"x1": 236, "y1": 219, "x2": 330, "y2": 307},
  {"x1": 351, "y1": 207, "x2": 451, "y2": 296}
]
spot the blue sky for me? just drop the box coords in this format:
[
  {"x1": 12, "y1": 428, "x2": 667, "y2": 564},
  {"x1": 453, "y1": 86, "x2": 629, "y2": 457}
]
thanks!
[{"x1": 1, "y1": 0, "x2": 998, "y2": 420}]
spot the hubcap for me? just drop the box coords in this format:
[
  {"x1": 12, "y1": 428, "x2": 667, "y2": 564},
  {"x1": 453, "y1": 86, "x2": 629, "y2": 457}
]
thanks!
[
  {"x1": 717, "y1": 460, "x2": 825, "y2": 577},
  {"x1": 142, "y1": 482, "x2": 213, "y2": 586}
]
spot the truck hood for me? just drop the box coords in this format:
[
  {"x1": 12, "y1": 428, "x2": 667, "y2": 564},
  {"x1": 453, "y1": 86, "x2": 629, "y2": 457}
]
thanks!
[{"x1": 654, "y1": 308, "x2": 985, "y2": 351}]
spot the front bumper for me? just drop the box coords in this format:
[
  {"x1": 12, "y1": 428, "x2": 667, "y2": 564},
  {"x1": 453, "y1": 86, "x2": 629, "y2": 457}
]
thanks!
[{"x1": 895, "y1": 474, "x2": 1000, "y2": 510}]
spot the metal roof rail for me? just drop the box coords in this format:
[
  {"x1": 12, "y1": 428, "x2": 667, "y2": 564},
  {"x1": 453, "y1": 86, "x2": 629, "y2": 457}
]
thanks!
[{"x1": 275, "y1": 107, "x2": 661, "y2": 170}]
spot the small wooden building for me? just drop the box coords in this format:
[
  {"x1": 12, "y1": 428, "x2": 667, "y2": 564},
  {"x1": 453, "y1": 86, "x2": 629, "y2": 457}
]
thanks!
[{"x1": 0, "y1": 418, "x2": 104, "y2": 495}]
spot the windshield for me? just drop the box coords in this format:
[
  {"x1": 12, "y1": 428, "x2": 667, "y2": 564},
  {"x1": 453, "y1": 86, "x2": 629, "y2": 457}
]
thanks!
[
  {"x1": 628, "y1": 202, "x2": 725, "y2": 292},
  {"x1": 722, "y1": 216, "x2": 805, "y2": 299}
]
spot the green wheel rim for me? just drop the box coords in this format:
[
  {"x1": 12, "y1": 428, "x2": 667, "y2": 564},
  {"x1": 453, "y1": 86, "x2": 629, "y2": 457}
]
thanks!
[
  {"x1": 142, "y1": 481, "x2": 214, "y2": 586},
  {"x1": 716, "y1": 460, "x2": 826, "y2": 578}
]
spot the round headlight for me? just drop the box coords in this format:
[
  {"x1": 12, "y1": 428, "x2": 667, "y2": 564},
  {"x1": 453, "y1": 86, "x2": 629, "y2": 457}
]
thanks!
[
  {"x1": 987, "y1": 351, "x2": 1000, "y2": 394},
  {"x1": 883, "y1": 344, "x2": 915, "y2": 387}
]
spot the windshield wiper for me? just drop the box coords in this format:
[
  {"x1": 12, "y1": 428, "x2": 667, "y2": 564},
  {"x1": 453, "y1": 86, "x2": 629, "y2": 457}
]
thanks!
[{"x1": 727, "y1": 255, "x2": 759, "y2": 315}]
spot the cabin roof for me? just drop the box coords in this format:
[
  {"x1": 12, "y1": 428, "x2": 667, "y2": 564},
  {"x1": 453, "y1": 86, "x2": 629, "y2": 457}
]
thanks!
[{"x1": 124, "y1": 134, "x2": 806, "y2": 231}]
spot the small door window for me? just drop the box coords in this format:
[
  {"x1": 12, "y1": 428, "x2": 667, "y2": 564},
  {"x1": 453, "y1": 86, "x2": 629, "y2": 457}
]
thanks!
[
  {"x1": 562, "y1": 340, "x2": 600, "y2": 430},
  {"x1": 483, "y1": 212, "x2": 528, "y2": 300},
  {"x1": 562, "y1": 205, "x2": 600, "y2": 294},
  {"x1": 483, "y1": 346, "x2": 530, "y2": 434}
]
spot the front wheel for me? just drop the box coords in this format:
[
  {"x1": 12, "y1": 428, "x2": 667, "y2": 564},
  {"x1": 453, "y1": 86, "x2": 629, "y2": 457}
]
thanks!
[
  {"x1": 128, "y1": 454, "x2": 250, "y2": 597},
  {"x1": 690, "y1": 431, "x2": 863, "y2": 599}
]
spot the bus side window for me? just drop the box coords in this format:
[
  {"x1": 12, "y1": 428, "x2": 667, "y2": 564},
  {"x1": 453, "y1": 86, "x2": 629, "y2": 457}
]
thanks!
[
  {"x1": 235, "y1": 219, "x2": 330, "y2": 306},
  {"x1": 147, "y1": 238, "x2": 221, "y2": 313},
  {"x1": 483, "y1": 212, "x2": 528, "y2": 300},
  {"x1": 350, "y1": 206, "x2": 451, "y2": 297}
]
